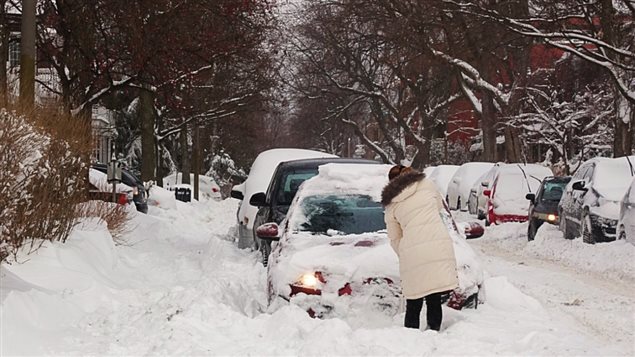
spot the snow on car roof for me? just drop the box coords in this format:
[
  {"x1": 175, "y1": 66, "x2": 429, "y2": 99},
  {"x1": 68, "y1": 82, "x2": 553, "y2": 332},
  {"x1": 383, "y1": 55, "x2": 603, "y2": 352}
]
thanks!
[
  {"x1": 297, "y1": 163, "x2": 392, "y2": 202},
  {"x1": 89, "y1": 168, "x2": 133, "y2": 193},
  {"x1": 590, "y1": 156, "x2": 635, "y2": 201}
]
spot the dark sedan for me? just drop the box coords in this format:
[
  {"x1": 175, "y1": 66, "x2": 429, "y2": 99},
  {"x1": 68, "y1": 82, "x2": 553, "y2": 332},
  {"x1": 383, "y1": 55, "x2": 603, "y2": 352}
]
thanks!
[
  {"x1": 526, "y1": 176, "x2": 571, "y2": 241},
  {"x1": 91, "y1": 163, "x2": 149, "y2": 214}
]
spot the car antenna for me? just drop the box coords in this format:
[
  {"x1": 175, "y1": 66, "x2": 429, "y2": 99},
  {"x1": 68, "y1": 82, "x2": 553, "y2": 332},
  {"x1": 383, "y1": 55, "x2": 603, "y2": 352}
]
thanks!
[
  {"x1": 516, "y1": 164, "x2": 533, "y2": 193},
  {"x1": 625, "y1": 156, "x2": 635, "y2": 176}
]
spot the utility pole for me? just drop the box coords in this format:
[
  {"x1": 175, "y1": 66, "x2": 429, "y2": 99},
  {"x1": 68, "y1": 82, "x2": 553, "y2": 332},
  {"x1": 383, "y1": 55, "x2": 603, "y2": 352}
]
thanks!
[
  {"x1": 19, "y1": 0, "x2": 36, "y2": 107},
  {"x1": 192, "y1": 120, "x2": 200, "y2": 200}
]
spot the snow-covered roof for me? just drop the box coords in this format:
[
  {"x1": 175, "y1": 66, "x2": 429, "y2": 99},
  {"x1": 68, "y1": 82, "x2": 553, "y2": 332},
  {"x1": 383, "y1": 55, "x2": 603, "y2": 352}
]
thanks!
[{"x1": 296, "y1": 163, "x2": 392, "y2": 202}]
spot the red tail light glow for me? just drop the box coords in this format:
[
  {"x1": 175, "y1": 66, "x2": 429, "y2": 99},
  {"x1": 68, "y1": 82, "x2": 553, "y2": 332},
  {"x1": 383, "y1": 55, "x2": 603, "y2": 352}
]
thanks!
[{"x1": 117, "y1": 194, "x2": 128, "y2": 205}]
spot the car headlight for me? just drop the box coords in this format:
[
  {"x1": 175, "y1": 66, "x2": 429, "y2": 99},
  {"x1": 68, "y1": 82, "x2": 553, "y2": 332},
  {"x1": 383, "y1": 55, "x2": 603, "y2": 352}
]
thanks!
[
  {"x1": 547, "y1": 214, "x2": 557, "y2": 222},
  {"x1": 299, "y1": 273, "x2": 319, "y2": 288}
]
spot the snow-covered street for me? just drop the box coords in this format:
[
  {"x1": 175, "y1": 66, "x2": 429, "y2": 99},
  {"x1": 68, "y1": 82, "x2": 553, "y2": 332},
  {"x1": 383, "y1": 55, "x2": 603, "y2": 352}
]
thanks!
[
  {"x1": 470, "y1": 222, "x2": 635, "y2": 354},
  {"x1": 2, "y1": 193, "x2": 633, "y2": 356}
]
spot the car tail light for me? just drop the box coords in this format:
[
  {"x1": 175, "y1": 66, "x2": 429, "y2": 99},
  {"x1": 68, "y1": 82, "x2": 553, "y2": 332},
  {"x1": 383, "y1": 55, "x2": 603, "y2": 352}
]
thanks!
[
  {"x1": 338, "y1": 283, "x2": 352, "y2": 296},
  {"x1": 289, "y1": 271, "x2": 326, "y2": 297},
  {"x1": 212, "y1": 187, "x2": 219, "y2": 193},
  {"x1": 117, "y1": 194, "x2": 128, "y2": 205}
]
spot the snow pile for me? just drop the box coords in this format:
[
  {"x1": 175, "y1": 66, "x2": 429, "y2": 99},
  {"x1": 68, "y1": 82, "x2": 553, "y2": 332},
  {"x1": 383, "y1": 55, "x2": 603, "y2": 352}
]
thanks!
[
  {"x1": 482, "y1": 222, "x2": 635, "y2": 282},
  {"x1": 163, "y1": 172, "x2": 222, "y2": 201},
  {"x1": 147, "y1": 185, "x2": 177, "y2": 210}
]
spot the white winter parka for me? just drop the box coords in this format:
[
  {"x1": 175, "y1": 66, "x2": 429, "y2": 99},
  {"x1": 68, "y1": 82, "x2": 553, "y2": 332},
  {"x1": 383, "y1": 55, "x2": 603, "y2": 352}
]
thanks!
[{"x1": 381, "y1": 171, "x2": 459, "y2": 299}]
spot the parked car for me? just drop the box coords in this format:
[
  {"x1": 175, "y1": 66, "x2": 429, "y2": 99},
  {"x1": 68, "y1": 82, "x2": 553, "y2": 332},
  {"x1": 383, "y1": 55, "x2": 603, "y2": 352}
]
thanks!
[
  {"x1": 559, "y1": 156, "x2": 635, "y2": 243},
  {"x1": 257, "y1": 163, "x2": 484, "y2": 318},
  {"x1": 484, "y1": 164, "x2": 554, "y2": 225},
  {"x1": 525, "y1": 176, "x2": 571, "y2": 241},
  {"x1": 428, "y1": 165, "x2": 460, "y2": 201},
  {"x1": 234, "y1": 149, "x2": 338, "y2": 251},
  {"x1": 617, "y1": 177, "x2": 635, "y2": 245},
  {"x1": 163, "y1": 172, "x2": 222, "y2": 201},
  {"x1": 91, "y1": 163, "x2": 148, "y2": 213},
  {"x1": 88, "y1": 168, "x2": 133, "y2": 206},
  {"x1": 447, "y1": 162, "x2": 494, "y2": 211},
  {"x1": 470, "y1": 163, "x2": 503, "y2": 219},
  {"x1": 249, "y1": 157, "x2": 379, "y2": 265},
  {"x1": 423, "y1": 166, "x2": 437, "y2": 177}
]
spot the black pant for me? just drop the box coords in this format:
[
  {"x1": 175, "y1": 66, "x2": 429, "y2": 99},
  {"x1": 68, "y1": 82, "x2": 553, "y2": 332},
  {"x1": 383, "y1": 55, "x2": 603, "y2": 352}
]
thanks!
[{"x1": 404, "y1": 292, "x2": 442, "y2": 330}]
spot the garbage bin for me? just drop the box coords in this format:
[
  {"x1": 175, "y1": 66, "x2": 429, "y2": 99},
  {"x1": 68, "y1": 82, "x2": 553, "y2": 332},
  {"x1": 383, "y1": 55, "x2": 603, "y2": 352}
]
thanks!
[{"x1": 175, "y1": 187, "x2": 191, "y2": 202}]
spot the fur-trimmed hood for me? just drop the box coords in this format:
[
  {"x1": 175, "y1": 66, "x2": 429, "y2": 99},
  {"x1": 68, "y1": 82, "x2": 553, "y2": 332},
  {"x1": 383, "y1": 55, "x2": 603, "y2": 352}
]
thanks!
[{"x1": 381, "y1": 171, "x2": 425, "y2": 206}]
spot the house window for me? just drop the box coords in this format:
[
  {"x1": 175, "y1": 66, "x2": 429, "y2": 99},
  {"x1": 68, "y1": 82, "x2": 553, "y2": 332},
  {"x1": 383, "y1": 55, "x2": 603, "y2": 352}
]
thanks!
[{"x1": 8, "y1": 40, "x2": 20, "y2": 68}]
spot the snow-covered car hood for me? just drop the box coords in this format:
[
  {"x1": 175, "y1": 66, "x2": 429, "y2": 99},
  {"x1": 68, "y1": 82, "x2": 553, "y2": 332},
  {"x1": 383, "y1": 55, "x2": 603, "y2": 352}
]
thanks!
[{"x1": 268, "y1": 231, "x2": 398, "y2": 297}]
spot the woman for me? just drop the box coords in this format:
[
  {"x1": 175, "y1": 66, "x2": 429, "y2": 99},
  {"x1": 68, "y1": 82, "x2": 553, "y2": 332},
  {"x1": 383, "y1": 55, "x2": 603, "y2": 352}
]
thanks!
[{"x1": 381, "y1": 165, "x2": 458, "y2": 331}]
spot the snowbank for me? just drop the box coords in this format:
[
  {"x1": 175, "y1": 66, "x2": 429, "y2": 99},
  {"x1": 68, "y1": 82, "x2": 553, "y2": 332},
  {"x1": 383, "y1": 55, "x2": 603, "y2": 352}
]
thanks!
[
  {"x1": 481, "y1": 222, "x2": 635, "y2": 282},
  {"x1": 1, "y1": 197, "x2": 628, "y2": 355}
]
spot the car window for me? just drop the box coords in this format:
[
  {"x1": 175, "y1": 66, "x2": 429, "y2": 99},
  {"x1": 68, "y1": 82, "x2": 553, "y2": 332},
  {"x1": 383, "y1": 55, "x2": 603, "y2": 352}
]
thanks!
[
  {"x1": 573, "y1": 166, "x2": 587, "y2": 180},
  {"x1": 275, "y1": 170, "x2": 318, "y2": 205},
  {"x1": 540, "y1": 181, "x2": 567, "y2": 201},
  {"x1": 297, "y1": 194, "x2": 385, "y2": 235},
  {"x1": 583, "y1": 165, "x2": 594, "y2": 183}
]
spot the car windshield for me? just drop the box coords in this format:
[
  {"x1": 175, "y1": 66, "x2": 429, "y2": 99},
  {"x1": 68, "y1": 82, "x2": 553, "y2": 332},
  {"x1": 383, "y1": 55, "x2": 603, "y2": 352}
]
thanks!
[
  {"x1": 540, "y1": 180, "x2": 567, "y2": 201},
  {"x1": 296, "y1": 194, "x2": 386, "y2": 235}
]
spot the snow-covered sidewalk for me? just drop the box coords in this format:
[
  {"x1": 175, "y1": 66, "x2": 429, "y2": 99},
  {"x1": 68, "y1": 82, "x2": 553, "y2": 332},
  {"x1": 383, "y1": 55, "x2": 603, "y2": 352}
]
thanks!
[{"x1": 1, "y1": 195, "x2": 630, "y2": 355}]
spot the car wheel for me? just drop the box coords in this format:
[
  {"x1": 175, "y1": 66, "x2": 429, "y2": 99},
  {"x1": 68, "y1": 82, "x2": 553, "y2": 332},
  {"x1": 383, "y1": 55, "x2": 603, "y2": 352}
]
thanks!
[
  {"x1": 457, "y1": 197, "x2": 461, "y2": 211},
  {"x1": 527, "y1": 220, "x2": 536, "y2": 241},
  {"x1": 581, "y1": 214, "x2": 596, "y2": 244},
  {"x1": 618, "y1": 226, "x2": 626, "y2": 240},
  {"x1": 560, "y1": 214, "x2": 573, "y2": 240}
]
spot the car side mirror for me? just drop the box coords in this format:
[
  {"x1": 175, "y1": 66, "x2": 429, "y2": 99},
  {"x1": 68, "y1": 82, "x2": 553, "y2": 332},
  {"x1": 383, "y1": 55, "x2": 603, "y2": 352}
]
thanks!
[
  {"x1": 572, "y1": 181, "x2": 587, "y2": 192},
  {"x1": 525, "y1": 193, "x2": 536, "y2": 202},
  {"x1": 249, "y1": 192, "x2": 267, "y2": 207},
  {"x1": 230, "y1": 190, "x2": 244, "y2": 200},
  {"x1": 464, "y1": 222, "x2": 485, "y2": 239},
  {"x1": 483, "y1": 189, "x2": 491, "y2": 197},
  {"x1": 256, "y1": 223, "x2": 280, "y2": 241}
]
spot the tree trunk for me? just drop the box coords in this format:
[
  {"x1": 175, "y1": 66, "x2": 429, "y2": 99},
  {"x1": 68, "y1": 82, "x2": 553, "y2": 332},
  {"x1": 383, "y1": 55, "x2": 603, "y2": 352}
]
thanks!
[
  {"x1": 503, "y1": 127, "x2": 523, "y2": 162},
  {"x1": 614, "y1": 111, "x2": 633, "y2": 157},
  {"x1": 0, "y1": 1, "x2": 9, "y2": 107},
  {"x1": 19, "y1": 0, "x2": 36, "y2": 107},
  {"x1": 180, "y1": 125, "x2": 191, "y2": 184},
  {"x1": 481, "y1": 93, "x2": 497, "y2": 162},
  {"x1": 192, "y1": 121, "x2": 200, "y2": 200},
  {"x1": 139, "y1": 88, "x2": 156, "y2": 181}
]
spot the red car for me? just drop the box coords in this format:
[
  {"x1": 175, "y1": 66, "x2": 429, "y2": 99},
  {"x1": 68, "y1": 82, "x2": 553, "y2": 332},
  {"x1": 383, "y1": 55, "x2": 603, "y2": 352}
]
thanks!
[
  {"x1": 257, "y1": 163, "x2": 484, "y2": 318},
  {"x1": 483, "y1": 164, "x2": 554, "y2": 225}
]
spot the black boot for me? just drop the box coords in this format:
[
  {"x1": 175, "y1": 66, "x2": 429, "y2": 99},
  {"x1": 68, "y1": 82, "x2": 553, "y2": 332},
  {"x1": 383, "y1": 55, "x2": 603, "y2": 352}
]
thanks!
[{"x1": 425, "y1": 293, "x2": 443, "y2": 331}]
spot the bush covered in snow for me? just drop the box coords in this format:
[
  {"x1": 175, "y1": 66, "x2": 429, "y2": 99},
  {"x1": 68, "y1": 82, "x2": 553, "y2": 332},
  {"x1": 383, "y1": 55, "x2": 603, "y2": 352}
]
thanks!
[{"x1": 0, "y1": 108, "x2": 90, "y2": 263}]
